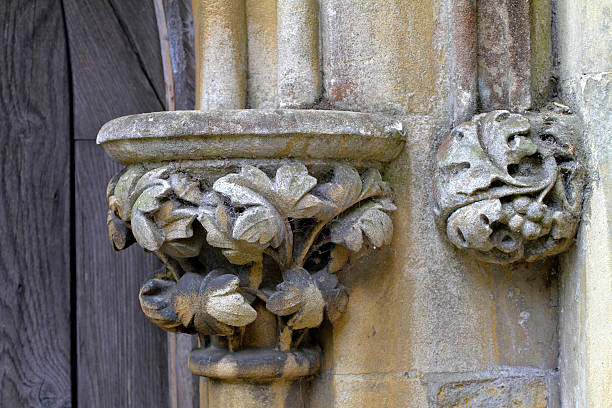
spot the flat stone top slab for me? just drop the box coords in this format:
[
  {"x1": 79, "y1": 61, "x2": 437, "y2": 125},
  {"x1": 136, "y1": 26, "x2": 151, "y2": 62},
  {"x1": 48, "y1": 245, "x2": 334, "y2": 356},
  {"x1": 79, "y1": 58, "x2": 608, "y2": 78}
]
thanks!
[{"x1": 97, "y1": 109, "x2": 405, "y2": 165}]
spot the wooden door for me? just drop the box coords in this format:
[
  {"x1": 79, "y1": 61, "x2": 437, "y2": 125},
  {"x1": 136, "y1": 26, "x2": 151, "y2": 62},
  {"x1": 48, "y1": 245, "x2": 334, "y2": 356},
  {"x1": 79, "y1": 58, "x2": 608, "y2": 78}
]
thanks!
[{"x1": 1, "y1": 0, "x2": 195, "y2": 406}]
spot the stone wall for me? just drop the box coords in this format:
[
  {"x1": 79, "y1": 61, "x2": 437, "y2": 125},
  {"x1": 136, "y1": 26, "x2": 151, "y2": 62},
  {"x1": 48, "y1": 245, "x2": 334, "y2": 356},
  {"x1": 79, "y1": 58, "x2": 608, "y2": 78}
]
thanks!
[
  {"x1": 555, "y1": 1, "x2": 612, "y2": 407},
  {"x1": 305, "y1": 1, "x2": 564, "y2": 406}
]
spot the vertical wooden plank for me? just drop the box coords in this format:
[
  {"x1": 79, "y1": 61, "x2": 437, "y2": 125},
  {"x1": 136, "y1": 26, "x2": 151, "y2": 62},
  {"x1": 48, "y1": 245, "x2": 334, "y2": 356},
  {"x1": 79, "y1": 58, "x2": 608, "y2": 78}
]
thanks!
[
  {"x1": 66, "y1": 0, "x2": 170, "y2": 405},
  {"x1": 63, "y1": 0, "x2": 165, "y2": 140},
  {"x1": 167, "y1": 333, "x2": 199, "y2": 408},
  {"x1": 156, "y1": 0, "x2": 195, "y2": 111},
  {"x1": 75, "y1": 141, "x2": 168, "y2": 407},
  {"x1": 0, "y1": 0, "x2": 72, "y2": 406}
]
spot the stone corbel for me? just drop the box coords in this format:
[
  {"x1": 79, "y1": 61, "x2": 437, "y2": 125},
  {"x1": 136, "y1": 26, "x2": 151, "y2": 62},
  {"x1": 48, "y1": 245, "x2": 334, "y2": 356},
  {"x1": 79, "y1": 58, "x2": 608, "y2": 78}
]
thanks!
[
  {"x1": 434, "y1": 108, "x2": 585, "y2": 263},
  {"x1": 98, "y1": 109, "x2": 404, "y2": 399}
]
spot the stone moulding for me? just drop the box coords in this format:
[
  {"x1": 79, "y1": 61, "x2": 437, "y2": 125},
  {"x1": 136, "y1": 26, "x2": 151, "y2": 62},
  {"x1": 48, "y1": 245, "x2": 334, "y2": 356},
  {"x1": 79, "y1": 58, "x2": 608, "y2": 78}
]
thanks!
[
  {"x1": 97, "y1": 109, "x2": 405, "y2": 165},
  {"x1": 98, "y1": 109, "x2": 405, "y2": 382},
  {"x1": 434, "y1": 109, "x2": 584, "y2": 264}
]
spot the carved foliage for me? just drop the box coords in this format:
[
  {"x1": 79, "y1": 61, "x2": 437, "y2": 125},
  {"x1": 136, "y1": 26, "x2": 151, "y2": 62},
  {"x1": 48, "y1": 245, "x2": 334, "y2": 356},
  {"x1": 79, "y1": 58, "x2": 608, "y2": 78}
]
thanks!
[
  {"x1": 434, "y1": 110, "x2": 584, "y2": 263},
  {"x1": 106, "y1": 162, "x2": 395, "y2": 345}
]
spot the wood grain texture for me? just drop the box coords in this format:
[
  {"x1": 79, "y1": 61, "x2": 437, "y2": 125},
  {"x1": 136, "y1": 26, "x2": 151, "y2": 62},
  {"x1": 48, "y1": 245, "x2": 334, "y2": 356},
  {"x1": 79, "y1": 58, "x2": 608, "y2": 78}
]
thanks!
[
  {"x1": 75, "y1": 141, "x2": 168, "y2": 407},
  {"x1": 64, "y1": 0, "x2": 165, "y2": 140},
  {"x1": 0, "y1": 0, "x2": 72, "y2": 406},
  {"x1": 168, "y1": 333, "x2": 199, "y2": 408},
  {"x1": 155, "y1": 0, "x2": 195, "y2": 111}
]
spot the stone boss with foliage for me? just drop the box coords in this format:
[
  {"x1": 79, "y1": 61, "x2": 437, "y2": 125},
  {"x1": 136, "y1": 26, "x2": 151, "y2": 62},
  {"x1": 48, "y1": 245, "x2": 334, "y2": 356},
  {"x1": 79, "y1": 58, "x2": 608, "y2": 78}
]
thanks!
[{"x1": 434, "y1": 109, "x2": 584, "y2": 264}]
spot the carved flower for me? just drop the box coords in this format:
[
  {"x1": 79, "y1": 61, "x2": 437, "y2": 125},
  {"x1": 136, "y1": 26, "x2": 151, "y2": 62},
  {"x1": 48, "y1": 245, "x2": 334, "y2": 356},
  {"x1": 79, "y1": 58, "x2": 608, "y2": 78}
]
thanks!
[{"x1": 173, "y1": 271, "x2": 257, "y2": 336}]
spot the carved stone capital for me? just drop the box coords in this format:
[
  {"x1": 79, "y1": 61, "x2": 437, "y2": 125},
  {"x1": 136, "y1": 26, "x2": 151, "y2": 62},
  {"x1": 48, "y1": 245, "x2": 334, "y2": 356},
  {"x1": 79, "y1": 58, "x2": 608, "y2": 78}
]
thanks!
[
  {"x1": 99, "y1": 109, "x2": 404, "y2": 381},
  {"x1": 434, "y1": 109, "x2": 585, "y2": 263}
]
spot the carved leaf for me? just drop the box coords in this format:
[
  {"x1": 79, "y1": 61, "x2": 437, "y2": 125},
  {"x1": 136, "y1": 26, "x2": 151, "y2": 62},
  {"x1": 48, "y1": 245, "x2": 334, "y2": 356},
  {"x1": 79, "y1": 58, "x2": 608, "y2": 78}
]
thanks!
[
  {"x1": 139, "y1": 274, "x2": 190, "y2": 333},
  {"x1": 173, "y1": 271, "x2": 257, "y2": 336},
  {"x1": 107, "y1": 209, "x2": 135, "y2": 251},
  {"x1": 329, "y1": 199, "x2": 396, "y2": 252},
  {"x1": 168, "y1": 173, "x2": 204, "y2": 205},
  {"x1": 266, "y1": 268, "x2": 325, "y2": 330},
  {"x1": 162, "y1": 235, "x2": 202, "y2": 259},
  {"x1": 232, "y1": 206, "x2": 278, "y2": 246},
  {"x1": 205, "y1": 274, "x2": 258, "y2": 327},
  {"x1": 314, "y1": 165, "x2": 362, "y2": 220},
  {"x1": 310, "y1": 166, "x2": 388, "y2": 221},
  {"x1": 213, "y1": 166, "x2": 285, "y2": 248},
  {"x1": 359, "y1": 168, "x2": 385, "y2": 200},
  {"x1": 112, "y1": 165, "x2": 145, "y2": 219},
  {"x1": 198, "y1": 205, "x2": 264, "y2": 265},
  {"x1": 313, "y1": 270, "x2": 349, "y2": 324},
  {"x1": 213, "y1": 166, "x2": 271, "y2": 207},
  {"x1": 154, "y1": 201, "x2": 200, "y2": 241},
  {"x1": 131, "y1": 210, "x2": 165, "y2": 251},
  {"x1": 270, "y1": 163, "x2": 322, "y2": 218}
]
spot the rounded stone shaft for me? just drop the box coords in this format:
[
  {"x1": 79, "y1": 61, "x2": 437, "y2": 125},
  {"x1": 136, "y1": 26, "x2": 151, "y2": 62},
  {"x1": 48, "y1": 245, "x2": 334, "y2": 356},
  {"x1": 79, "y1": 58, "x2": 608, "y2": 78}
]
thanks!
[
  {"x1": 193, "y1": 0, "x2": 247, "y2": 110},
  {"x1": 206, "y1": 379, "x2": 307, "y2": 408},
  {"x1": 277, "y1": 0, "x2": 320, "y2": 107}
]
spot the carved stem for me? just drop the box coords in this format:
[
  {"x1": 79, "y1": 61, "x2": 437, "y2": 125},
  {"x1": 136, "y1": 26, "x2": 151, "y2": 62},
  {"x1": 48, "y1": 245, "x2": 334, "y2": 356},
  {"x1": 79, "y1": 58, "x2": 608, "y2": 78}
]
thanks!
[
  {"x1": 154, "y1": 250, "x2": 181, "y2": 282},
  {"x1": 294, "y1": 220, "x2": 326, "y2": 267},
  {"x1": 282, "y1": 218, "x2": 294, "y2": 269}
]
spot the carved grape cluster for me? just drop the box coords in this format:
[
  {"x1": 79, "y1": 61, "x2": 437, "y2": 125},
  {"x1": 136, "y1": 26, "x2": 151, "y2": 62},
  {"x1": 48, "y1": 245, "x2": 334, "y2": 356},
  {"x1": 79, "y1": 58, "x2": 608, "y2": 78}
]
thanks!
[
  {"x1": 435, "y1": 110, "x2": 584, "y2": 263},
  {"x1": 106, "y1": 162, "x2": 396, "y2": 346}
]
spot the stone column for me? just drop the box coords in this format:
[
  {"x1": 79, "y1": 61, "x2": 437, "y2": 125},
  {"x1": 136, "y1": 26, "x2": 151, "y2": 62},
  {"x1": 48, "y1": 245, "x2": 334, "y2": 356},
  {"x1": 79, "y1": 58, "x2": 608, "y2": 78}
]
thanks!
[
  {"x1": 555, "y1": 1, "x2": 612, "y2": 406},
  {"x1": 193, "y1": 0, "x2": 247, "y2": 110}
]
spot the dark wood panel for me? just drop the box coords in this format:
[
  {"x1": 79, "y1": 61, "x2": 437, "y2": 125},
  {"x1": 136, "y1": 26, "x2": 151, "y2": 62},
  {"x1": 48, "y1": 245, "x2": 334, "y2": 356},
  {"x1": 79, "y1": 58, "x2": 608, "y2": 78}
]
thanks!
[
  {"x1": 0, "y1": 0, "x2": 72, "y2": 406},
  {"x1": 156, "y1": 0, "x2": 195, "y2": 111},
  {"x1": 167, "y1": 333, "x2": 199, "y2": 408},
  {"x1": 75, "y1": 141, "x2": 168, "y2": 407},
  {"x1": 64, "y1": 0, "x2": 165, "y2": 140}
]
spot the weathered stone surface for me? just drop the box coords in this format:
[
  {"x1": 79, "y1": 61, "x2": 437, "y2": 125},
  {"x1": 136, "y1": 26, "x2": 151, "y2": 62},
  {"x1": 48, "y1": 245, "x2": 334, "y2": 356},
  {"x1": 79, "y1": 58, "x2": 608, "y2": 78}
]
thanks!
[
  {"x1": 245, "y1": 0, "x2": 278, "y2": 109},
  {"x1": 530, "y1": 0, "x2": 552, "y2": 108},
  {"x1": 319, "y1": 0, "x2": 438, "y2": 115},
  {"x1": 277, "y1": 0, "x2": 320, "y2": 107},
  {"x1": 478, "y1": 0, "x2": 532, "y2": 111},
  {"x1": 555, "y1": 2, "x2": 611, "y2": 405},
  {"x1": 189, "y1": 347, "x2": 321, "y2": 380},
  {"x1": 98, "y1": 0, "x2": 595, "y2": 405},
  {"x1": 436, "y1": 376, "x2": 548, "y2": 407},
  {"x1": 434, "y1": 110, "x2": 584, "y2": 263},
  {"x1": 97, "y1": 109, "x2": 405, "y2": 165},
  {"x1": 323, "y1": 117, "x2": 559, "y2": 381},
  {"x1": 448, "y1": 0, "x2": 478, "y2": 125},
  {"x1": 206, "y1": 379, "x2": 309, "y2": 408},
  {"x1": 104, "y1": 158, "x2": 397, "y2": 388},
  {"x1": 193, "y1": 0, "x2": 247, "y2": 110},
  {"x1": 333, "y1": 374, "x2": 428, "y2": 408}
]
